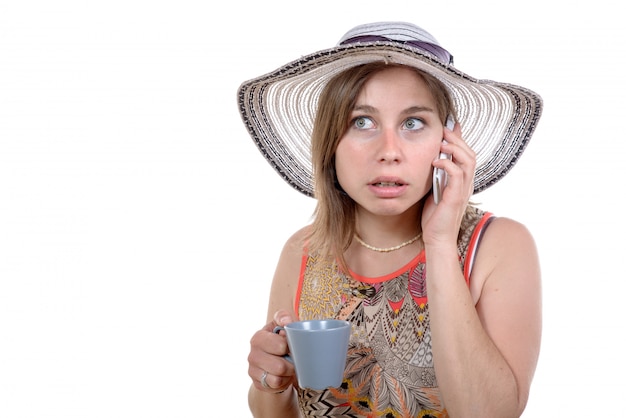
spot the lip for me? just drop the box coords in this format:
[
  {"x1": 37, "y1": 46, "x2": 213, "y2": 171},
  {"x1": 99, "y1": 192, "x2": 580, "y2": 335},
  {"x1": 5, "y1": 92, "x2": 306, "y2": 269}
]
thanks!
[{"x1": 368, "y1": 176, "x2": 408, "y2": 198}]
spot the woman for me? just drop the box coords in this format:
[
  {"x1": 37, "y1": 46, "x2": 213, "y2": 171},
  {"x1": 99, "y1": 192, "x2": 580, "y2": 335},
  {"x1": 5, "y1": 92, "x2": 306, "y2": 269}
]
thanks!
[{"x1": 238, "y1": 21, "x2": 543, "y2": 417}]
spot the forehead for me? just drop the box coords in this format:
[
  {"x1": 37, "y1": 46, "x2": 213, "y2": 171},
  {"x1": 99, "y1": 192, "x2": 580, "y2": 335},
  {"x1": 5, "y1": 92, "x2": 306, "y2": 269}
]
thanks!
[{"x1": 355, "y1": 66, "x2": 435, "y2": 108}]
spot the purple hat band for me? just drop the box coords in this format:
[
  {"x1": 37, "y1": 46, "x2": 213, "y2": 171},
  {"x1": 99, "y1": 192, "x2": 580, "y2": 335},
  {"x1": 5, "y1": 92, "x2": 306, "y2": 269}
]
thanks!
[{"x1": 339, "y1": 34, "x2": 454, "y2": 65}]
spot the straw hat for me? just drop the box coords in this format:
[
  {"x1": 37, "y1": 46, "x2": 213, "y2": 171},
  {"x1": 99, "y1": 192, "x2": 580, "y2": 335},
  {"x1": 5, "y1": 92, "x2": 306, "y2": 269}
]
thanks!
[{"x1": 237, "y1": 21, "x2": 543, "y2": 197}]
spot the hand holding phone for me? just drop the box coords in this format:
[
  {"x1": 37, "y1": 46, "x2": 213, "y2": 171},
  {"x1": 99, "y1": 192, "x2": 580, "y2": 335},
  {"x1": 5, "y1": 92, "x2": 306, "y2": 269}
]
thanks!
[{"x1": 433, "y1": 115, "x2": 455, "y2": 205}]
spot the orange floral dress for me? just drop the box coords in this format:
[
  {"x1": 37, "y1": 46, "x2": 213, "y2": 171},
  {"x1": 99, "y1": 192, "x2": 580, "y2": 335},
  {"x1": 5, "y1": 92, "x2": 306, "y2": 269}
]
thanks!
[{"x1": 294, "y1": 206, "x2": 493, "y2": 417}]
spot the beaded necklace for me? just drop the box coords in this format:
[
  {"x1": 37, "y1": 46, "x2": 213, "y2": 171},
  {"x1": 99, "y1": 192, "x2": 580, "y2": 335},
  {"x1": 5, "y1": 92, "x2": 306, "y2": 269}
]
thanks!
[{"x1": 354, "y1": 233, "x2": 421, "y2": 253}]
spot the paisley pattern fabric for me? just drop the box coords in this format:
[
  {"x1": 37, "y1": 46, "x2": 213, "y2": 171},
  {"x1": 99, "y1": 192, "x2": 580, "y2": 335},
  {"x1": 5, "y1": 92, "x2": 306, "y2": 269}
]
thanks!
[{"x1": 295, "y1": 206, "x2": 492, "y2": 417}]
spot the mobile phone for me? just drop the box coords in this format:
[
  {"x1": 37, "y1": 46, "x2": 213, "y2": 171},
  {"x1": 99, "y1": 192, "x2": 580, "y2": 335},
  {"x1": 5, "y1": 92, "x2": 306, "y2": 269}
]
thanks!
[{"x1": 433, "y1": 115, "x2": 455, "y2": 205}]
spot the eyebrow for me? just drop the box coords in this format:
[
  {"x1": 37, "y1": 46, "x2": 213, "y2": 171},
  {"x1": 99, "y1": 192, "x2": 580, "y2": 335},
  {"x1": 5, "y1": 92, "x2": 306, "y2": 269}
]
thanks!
[
  {"x1": 352, "y1": 104, "x2": 435, "y2": 115},
  {"x1": 403, "y1": 105, "x2": 435, "y2": 115}
]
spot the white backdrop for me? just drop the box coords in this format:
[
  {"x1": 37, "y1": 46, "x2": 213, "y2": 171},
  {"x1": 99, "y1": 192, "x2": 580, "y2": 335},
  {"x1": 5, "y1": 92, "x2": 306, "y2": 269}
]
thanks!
[{"x1": 1, "y1": 1, "x2": 624, "y2": 416}]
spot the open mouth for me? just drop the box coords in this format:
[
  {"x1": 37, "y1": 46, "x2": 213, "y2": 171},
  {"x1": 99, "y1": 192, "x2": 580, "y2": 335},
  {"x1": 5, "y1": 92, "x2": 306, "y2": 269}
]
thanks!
[{"x1": 373, "y1": 181, "x2": 403, "y2": 187}]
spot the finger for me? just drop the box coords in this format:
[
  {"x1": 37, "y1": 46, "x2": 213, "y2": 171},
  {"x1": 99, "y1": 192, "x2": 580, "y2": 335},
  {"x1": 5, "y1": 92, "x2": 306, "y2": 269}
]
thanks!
[
  {"x1": 439, "y1": 138, "x2": 476, "y2": 174},
  {"x1": 252, "y1": 327, "x2": 290, "y2": 359},
  {"x1": 432, "y1": 158, "x2": 474, "y2": 203},
  {"x1": 260, "y1": 369, "x2": 273, "y2": 389},
  {"x1": 443, "y1": 123, "x2": 474, "y2": 157},
  {"x1": 252, "y1": 362, "x2": 293, "y2": 394},
  {"x1": 273, "y1": 309, "x2": 295, "y2": 327}
]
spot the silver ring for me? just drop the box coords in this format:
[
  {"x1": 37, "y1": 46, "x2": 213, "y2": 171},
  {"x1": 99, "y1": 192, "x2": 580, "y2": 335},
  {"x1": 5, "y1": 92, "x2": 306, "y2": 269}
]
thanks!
[{"x1": 260, "y1": 370, "x2": 271, "y2": 389}]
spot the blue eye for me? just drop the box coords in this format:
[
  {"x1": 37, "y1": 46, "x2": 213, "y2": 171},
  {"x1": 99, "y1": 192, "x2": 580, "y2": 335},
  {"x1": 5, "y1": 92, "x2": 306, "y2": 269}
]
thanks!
[
  {"x1": 404, "y1": 117, "x2": 424, "y2": 130},
  {"x1": 353, "y1": 116, "x2": 374, "y2": 129}
]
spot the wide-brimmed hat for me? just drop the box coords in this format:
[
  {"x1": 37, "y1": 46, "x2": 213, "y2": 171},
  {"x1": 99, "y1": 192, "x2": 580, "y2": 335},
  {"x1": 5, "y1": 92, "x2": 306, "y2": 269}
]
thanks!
[{"x1": 237, "y1": 21, "x2": 543, "y2": 197}]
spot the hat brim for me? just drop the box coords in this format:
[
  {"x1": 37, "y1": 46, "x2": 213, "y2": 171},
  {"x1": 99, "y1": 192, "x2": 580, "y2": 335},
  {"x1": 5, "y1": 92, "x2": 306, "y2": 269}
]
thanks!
[{"x1": 238, "y1": 41, "x2": 543, "y2": 197}]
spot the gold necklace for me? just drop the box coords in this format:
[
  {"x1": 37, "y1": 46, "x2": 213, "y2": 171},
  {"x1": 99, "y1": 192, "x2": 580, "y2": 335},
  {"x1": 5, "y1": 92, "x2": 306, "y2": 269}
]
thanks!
[{"x1": 354, "y1": 233, "x2": 421, "y2": 253}]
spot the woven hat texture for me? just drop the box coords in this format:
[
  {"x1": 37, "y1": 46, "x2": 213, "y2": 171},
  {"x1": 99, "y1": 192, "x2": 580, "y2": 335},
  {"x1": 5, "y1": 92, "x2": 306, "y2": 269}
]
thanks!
[{"x1": 238, "y1": 21, "x2": 543, "y2": 197}]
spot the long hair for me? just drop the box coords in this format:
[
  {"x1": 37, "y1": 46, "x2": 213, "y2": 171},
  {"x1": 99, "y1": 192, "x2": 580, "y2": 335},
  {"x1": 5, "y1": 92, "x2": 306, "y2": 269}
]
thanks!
[{"x1": 307, "y1": 62, "x2": 456, "y2": 272}]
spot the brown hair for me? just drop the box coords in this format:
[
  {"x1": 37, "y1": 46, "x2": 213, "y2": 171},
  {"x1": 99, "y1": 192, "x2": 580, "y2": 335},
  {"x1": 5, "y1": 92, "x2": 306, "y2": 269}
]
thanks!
[{"x1": 307, "y1": 62, "x2": 456, "y2": 271}]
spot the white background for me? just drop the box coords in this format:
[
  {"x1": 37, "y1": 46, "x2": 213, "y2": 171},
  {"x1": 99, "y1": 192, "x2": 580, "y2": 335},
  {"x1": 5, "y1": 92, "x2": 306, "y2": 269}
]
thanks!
[{"x1": 1, "y1": 0, "x2": 624, "y2": 416}]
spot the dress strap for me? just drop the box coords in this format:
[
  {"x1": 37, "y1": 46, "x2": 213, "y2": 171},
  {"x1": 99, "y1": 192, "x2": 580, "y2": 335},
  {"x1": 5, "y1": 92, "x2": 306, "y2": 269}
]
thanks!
[{"x1": 460, "y1": 209, "x2": 495, "y2": 283}]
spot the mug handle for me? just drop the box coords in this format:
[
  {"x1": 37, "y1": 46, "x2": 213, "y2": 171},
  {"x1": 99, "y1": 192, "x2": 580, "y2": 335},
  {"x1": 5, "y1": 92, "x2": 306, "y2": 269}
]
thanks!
[{"x1": 273, "y1": 326, "x2": 293, "y2": 363}]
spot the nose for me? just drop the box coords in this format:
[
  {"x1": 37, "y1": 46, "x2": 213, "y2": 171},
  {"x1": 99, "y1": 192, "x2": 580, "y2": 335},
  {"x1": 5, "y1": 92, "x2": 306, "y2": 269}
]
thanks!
[{"x1": 377, "y1": 128, "x2": 402, "y2": 163}]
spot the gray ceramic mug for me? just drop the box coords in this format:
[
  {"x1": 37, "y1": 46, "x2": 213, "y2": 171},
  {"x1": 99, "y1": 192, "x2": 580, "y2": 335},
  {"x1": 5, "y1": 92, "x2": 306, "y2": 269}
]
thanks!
[{"x1": 273, "y1": 319, "x2": 351, "y2": 390}]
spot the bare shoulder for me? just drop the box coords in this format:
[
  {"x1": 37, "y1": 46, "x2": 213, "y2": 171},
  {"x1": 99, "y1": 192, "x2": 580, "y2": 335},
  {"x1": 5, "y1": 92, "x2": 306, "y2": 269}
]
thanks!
[
  {"x1": 282, "y1": 226, "x2": 310, "y2": 255},
  {"x1": 470, "y1": 216, "x2": 540, "y2": 301},
  {"x1": 266, "y1": 226, "x2": 311, "y2": 321},
  {"x1": 485, "y1": 216, "x2": 536, "y2": 248},
  {"x1": 275, "y1": 226, "x2": 310, "y2": 272}
]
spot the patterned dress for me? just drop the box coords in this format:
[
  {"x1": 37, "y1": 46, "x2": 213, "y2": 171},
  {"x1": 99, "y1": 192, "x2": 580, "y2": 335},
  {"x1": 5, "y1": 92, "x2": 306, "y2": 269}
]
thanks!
[{"x1": 294, "y1": 207, "x2": 493, "y2": 417}]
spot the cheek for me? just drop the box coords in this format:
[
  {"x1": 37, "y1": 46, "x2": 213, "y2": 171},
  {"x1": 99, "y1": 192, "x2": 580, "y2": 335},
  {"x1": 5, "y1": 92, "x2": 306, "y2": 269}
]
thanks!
[
  {"x1": 423, "y1": 141, "x2": 443, "y2": 166},
  {"x1": 334, "y1": 140, "x2": 362, "y2": 187},
  {"x1": 410, "y1": 146, "x2": 441, "y2": 183}
]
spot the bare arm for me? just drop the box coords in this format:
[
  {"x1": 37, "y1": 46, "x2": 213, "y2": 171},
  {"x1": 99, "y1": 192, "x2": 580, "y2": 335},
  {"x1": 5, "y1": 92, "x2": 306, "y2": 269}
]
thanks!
[
  {"x1": 247, "y1": 228, "x2": 308, "y2": 418},
  {"x1": 426, "y1": 217, "x2": 542, "y2": 417}
]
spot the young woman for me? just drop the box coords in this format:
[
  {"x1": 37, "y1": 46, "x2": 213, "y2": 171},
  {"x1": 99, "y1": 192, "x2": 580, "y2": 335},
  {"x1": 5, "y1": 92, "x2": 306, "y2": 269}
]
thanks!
[{"x1": 238, "y1": 22, "x2": 543, "y2": 418}]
